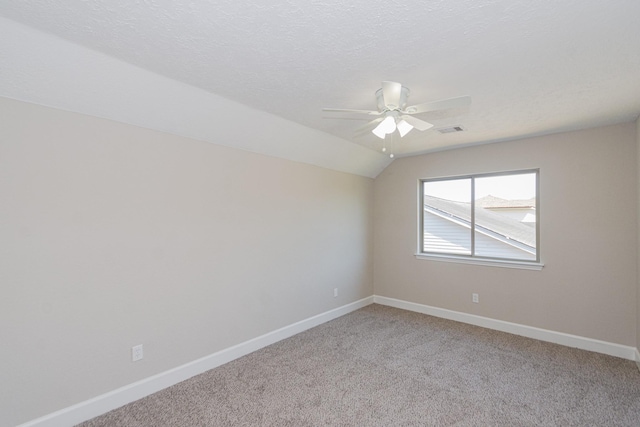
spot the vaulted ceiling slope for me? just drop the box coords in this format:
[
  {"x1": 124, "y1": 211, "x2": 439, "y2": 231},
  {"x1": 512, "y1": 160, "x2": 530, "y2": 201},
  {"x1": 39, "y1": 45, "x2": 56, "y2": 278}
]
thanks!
[{"x1": 1, "y1": 1, "x2": 639, "y2": 177}]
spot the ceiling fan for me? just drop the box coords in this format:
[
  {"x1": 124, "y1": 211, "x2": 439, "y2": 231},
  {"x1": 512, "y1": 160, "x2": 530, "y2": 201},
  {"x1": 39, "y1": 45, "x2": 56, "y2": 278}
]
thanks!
[{"x1": 323, "y1": 81, "x2": 470, "y2": 152}]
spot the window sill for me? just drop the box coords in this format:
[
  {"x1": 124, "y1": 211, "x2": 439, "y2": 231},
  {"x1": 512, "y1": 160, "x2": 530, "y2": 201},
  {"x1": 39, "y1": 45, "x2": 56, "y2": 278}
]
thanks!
[{"x1": 414, "y1": 253, "x2": 544, "y2": 270}]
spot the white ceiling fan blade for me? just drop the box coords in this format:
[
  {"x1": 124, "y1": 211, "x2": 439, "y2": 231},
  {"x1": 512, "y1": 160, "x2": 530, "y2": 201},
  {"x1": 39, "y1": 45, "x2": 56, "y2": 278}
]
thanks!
[
  {"x1": 381, "y1": 81, "x2": 403, "y2": 109},
  {"x1": 352, "y1": 118, "x2": 383, "y2": 138},
  {"x1": 400, "y1": 115, "x2": 434, "y2": 131},
  {"x1": 403, "y1": 95, "x2": 471, "y2": 114},
  {"x1": 322, "y1": 108, "x2": 382, "y2": 115},
  {"x1": 353, "y1": 117, "x2": 384, "y2": 133}
]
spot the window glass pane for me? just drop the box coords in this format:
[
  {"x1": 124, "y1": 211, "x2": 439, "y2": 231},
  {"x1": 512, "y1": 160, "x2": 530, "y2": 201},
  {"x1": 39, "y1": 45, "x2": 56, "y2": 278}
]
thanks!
[
  {"x1": 423, "y1": 178, "x2": 472, "y2": 255},
  {"x1": 474, "y1": 173, "x2": 537, "y2": 260}
]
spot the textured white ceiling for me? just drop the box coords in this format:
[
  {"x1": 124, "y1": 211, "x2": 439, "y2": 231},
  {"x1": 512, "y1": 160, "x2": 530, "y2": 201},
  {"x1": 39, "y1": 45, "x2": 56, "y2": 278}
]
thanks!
[{"x1": 1, "y1": 0, "x2": 639, "y2": 165}]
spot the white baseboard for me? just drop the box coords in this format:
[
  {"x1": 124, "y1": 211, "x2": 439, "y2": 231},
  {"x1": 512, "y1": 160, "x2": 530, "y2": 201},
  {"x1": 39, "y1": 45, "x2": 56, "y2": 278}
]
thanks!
[
  {"x1": 373, "y1": 295, "x2": 637, "y2": 361},
  {"x1": 17, "y1": 295, "x2": 636, "y2": 426},
  {"x1": 18, "y1": 296, "x2": 374, "y2": 427}
]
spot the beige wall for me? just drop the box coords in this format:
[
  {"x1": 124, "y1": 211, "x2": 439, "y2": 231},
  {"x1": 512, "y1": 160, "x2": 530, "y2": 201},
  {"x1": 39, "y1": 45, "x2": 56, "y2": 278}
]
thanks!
[
  {"x1": 374, "y1": 123, "x2": 637, "y2": 346},
  {"x1": 3, "y1": 93, "x2": 638, "y2": 425},
  {"x1": 0, "y1": 97, "x2": 374, "y2": 426}
]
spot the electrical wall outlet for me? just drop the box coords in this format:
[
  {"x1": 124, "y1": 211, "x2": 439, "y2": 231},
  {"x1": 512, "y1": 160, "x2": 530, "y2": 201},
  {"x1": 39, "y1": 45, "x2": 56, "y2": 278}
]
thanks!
[
  {"x1": 472, "y1": 293, "x2": 479, "y2": 303},
  {"x1": 333, "y1": 288, "x2": 338, "y2": 297},
  {"x1": 132, "y1": 344, "x2": 143, "y2": 361}
]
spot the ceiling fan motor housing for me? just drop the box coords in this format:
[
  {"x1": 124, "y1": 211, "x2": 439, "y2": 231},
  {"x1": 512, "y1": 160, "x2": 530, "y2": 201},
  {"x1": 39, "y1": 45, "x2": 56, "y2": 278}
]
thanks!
[{"x1": 376, "y1": 85, "x2": 410, "y2": 112}]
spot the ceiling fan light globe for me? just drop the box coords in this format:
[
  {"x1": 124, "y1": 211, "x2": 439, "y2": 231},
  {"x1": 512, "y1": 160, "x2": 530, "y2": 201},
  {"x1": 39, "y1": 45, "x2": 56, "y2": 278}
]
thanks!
[
  {"x1": 372, "y1": 116, "x2": 396, "y2": 138},
  {"x1": 381, "y1": 116, "x2": 397, "y2": 134},
  {"x1": 397, "y1": 119, "x2": 414, "y2": 137},
  {"x1": 372, "y1": 125, "x2": 387, "y2": 139}
]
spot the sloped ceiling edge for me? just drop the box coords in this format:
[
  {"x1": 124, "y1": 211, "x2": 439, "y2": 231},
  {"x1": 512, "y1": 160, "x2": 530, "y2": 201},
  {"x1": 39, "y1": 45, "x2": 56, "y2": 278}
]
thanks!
[{"x1": 0, "y1": 17, "x2": 391, "y2": 178}]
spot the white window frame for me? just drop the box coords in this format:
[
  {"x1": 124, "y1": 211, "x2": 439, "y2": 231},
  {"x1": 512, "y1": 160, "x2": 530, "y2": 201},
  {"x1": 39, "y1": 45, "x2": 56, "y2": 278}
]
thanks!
[{"x1": 415, "y1": 169, "x2": 544, "y2": 270}]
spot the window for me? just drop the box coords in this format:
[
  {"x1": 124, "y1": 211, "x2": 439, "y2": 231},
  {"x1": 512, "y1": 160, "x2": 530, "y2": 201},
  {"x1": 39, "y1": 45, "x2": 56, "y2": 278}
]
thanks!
[{"x1": 418, "y1": 170, "x2": 541, "y2": 269}]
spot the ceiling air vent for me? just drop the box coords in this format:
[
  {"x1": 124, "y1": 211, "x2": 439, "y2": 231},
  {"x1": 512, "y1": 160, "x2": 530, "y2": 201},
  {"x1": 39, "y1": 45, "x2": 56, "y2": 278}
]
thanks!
[{"x1": 437, "y1": 125, "x2": 465, "y2": 134}]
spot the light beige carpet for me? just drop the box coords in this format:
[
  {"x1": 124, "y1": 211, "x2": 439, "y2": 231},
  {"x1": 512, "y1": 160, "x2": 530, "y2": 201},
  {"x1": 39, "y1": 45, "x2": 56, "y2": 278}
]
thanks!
[{"x1": 79, "y1": 304, "x2": 640, "y2": 426}]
